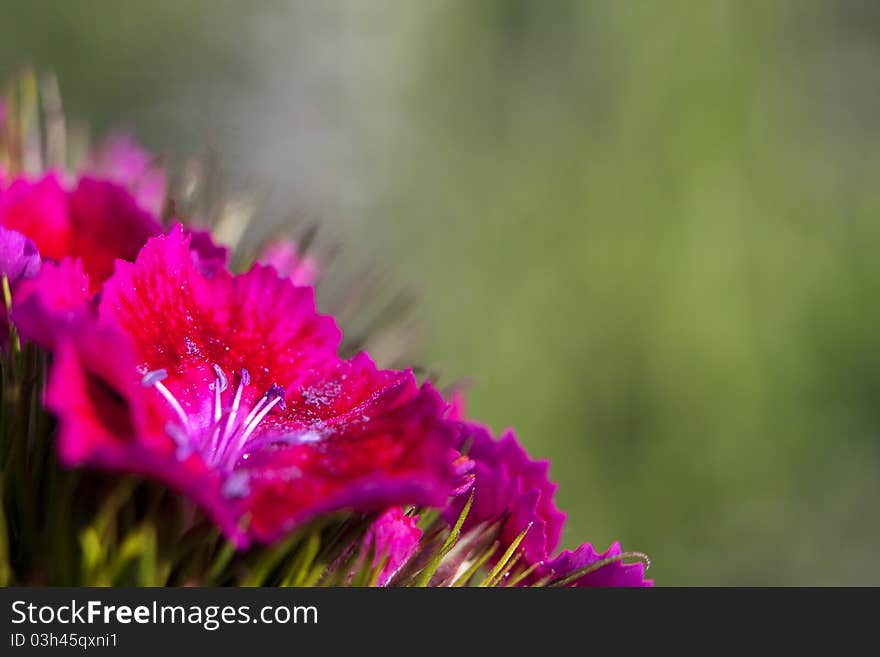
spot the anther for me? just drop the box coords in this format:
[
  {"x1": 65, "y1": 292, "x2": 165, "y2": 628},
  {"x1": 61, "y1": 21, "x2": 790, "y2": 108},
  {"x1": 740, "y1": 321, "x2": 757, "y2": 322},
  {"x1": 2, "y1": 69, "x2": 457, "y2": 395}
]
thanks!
[
  {"x1": 211, "y1": 363, "x2": 228, "y2": 392},
  {"x1": 267, "y1": 383, "x2": 286, "y2": 410},
  {"x1": 143, "y1": 372, "x2": 190, "y2": 431},
  {"x1": 141, "y1": 369, "x2": 168, "y2": 387}
]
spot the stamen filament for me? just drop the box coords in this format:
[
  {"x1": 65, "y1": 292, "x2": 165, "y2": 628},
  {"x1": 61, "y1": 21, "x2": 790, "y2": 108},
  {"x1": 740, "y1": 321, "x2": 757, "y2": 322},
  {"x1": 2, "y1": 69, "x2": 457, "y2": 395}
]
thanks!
[
  {"x1": 146, "y1": 364, "x2": 285, "y2": 470},
  {"x1": 213, "y1": 369, "x2": 250, "y2": 463},
  {"x1": 211, "y1": 363, "x2": 228, "y2": 392},
  {"x1": 211, "y1": 364, "x2": 227, "y2": 424},
  {"x1": 166, "y1": 423, "x2": 193, "y2": 459},
  {"x1": 223, "y1": 394, "x2": 282, "y2": 472},
  {"x1": 213, "y1": 379, "x2": 223, "y2": 424},
  {"x1": 152, "y1": 380, "x2": 191, "y2": 431},
  {"x1": 239, "y1": 394, "x2": 269, "y2": 432}
]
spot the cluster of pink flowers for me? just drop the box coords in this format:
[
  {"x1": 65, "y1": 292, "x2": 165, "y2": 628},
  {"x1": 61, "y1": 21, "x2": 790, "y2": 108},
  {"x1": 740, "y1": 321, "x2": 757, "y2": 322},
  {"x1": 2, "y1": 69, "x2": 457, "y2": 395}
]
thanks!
[{"x1": 0, "y1": 116, "x2": 650, "y2": 586}]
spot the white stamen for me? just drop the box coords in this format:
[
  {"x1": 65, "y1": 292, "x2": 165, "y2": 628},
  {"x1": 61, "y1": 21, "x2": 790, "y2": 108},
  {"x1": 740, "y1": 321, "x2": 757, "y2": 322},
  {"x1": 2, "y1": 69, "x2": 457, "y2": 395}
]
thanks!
[
  {"x1": 223, "y1": 395, "x2": 282, "y2": 472},
  {"x1": 145, "y1": 363, "x2": 285, "y2": 473},
  {"x1": 152, "y1": 380, "x2": 190, "y2": 431},
  {"x1": 166, "y1": 423, "x2": 193, "y2": 460},
  {"x1": 239, "y1": 394, "x2": 269, "y2": 433},
  {"x1": 211, "y1": 363, "x2": 228, "y2": 392},
  {"x1": 211, "y1": 364, "x2": 227, "y2": 424},
  {"x1": 141, "y1": 369, "x2": 169, "y2": 387},
  {"x1": 213, "y1": 378, "x2": 223, "y2": 424},
  {"x1": 213, "y1": 369, "x2": 248, "y2": 461}
]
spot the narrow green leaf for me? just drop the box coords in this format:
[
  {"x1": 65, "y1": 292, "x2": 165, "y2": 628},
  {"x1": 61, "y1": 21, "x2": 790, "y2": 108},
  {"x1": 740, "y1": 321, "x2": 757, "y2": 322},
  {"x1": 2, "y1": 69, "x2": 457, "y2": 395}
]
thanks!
[
  {"x1": 136, "y1": 525, "x2": 158, "y2": 585},
  {"x1": 451, "y1": 542, "x2": 498, "y2": 587},
  {"x1": 504, "y1": 560, "x2": 542, "y2": 587},
  {"x1": 280, "y1": 531, "x2": 322, "y2": 587},
  {"x1": 106, "y1": 527, "x2": 148, "y2": 584},
  {"x1": 478, "y1": 522, "x2": 532, "y2": 587},
  {"x1": 366, "y1": 553, "x2": 391, "y2": 587},
  {"x1": 79, "y1": 527, "x2": 103, "y2": 580},
  {"x1": 413, "y1": 489, "x2": 475, "y2": 587},
  {"x1": 206, "y1": 540, "x2": 237, "y2": 583},
  {"x1": 242, "y1": 532, "x2": 302, "y2": 586},
  {"x1": 350, "y1": 542, "x2": 378, "y2": 587},
  {"x1": 298, "y1": 559, "x2": 328, "y2": 587}
]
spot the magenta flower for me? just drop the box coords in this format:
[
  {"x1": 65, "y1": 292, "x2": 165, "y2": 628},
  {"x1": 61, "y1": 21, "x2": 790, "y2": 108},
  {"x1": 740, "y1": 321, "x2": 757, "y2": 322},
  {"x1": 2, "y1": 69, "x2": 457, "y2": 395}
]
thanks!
[
  {"x1": 184, "y1": 228, "x2": 230, "y2": 276},
  {"x1": 529, "y1": 541, "x2": 653, "y2": 587},
  {"x1": 19, "y1": 225, "x2": 462, "y2": 547},
  {"x1": 0, "y1": 226, "x2": 40, "y2": 347},
  {"x1": 259, "y1": 240, "x2": 319, "y2": 287},
  {"x1": 444, "y1": 421, "x2": 566, "y2": 565},
  {"x1": 442, "y1": 413, "x2": 649, "y2": 587},
  {"x1": 12, "y1": 258, "x2": 89, "y2": 349},
  {"x1": 0, "y1": 226, "x2": 40, "y2": 285},
  {"x1": 360, "y1": 507, "x2": 422, "y2": 585},
  {"x1": 0, "y1": 174, "x2": 161, "y2": 292},
  {"x1": 84, "y1": 132, "x2": 166, "y2": 216},
  {"x1": 0, "y1": 174, "x2": 70, "y2": 261}
]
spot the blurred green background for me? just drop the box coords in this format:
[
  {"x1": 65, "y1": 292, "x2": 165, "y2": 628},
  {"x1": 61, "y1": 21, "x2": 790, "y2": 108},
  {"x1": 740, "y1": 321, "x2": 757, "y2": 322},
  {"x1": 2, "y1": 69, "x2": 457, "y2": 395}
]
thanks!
[{"x1": 4, "y1": 0, "x2": 880, "y2": 584}]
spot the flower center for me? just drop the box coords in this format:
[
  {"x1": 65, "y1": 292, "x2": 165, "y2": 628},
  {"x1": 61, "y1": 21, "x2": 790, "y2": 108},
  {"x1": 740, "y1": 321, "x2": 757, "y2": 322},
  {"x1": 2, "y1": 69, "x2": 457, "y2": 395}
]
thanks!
[{"x1": 142, "y1": 364, "x2": 286, "y2": 475}]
